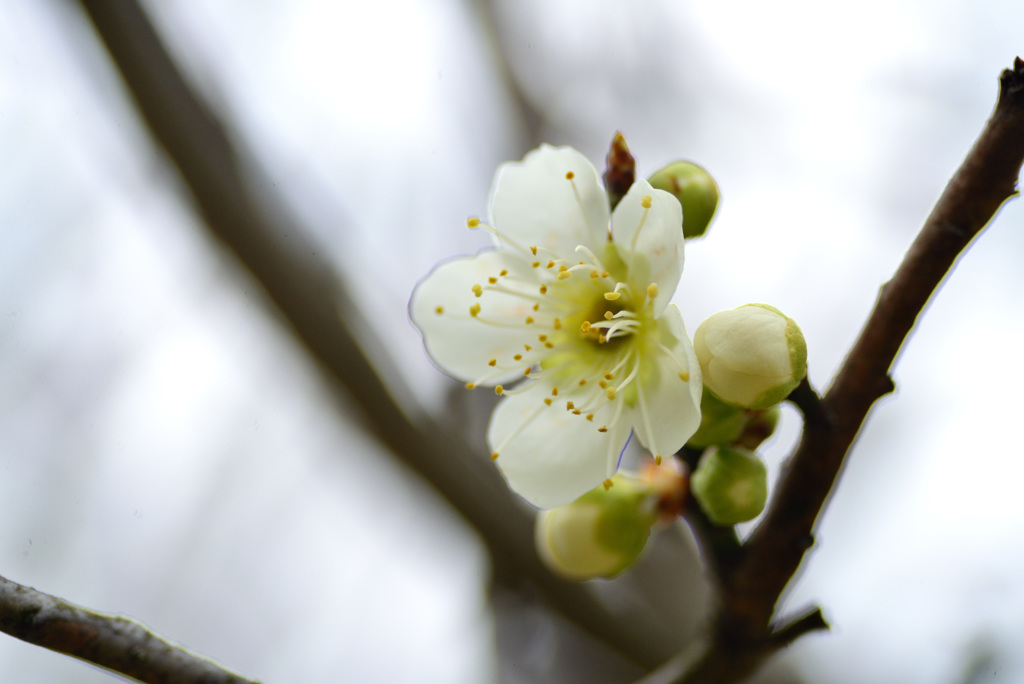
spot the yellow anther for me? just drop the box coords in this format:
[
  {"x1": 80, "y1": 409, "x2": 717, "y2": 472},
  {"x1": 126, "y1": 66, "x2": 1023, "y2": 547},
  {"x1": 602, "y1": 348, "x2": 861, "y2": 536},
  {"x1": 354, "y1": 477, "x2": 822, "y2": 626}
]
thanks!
[
  {"x1": 530, "y1": 246, "x2": 538, "y2": 255},
  {"x1": 539, "y1": 284, "x2": 548, "y2": 294},
  {"x1": 465, "y1": 382, "x2": 476, "y2": 390},
  {"x1": 641, "y1": 195, "x2": 652, "y2": 209},
  {"x1": 603, "y1": 371, "x2": 614, "y2": 380},
  {"x1": 566, "y1": 401, "x2": 575, "y2": 410},
  {"x1": 525, "y1": 316, "x2": 535, "y2": 324},
  {"x1": 467, "y1": 217, "x2": 481, "y2": 228},
  {"x1": 495, "y1": 385, "x2": 504, "y2": 395},
  {"x1": 469, "y1": 303, "x2": 481, "y2": 317},
  {"x1": 603, "y1": 479, "x2": 613, "y2": 490},
  {"x1": 472, "y1": 284, "x2": 483, "y2": 297},
  {"x1": 566, "y1": 171, "x2": 575, "y2": 180},
  {"x1": 572, "y1": 409, "x2": 581, "y2": 415},
  {"x1": 523, "y1": 367, "x2": 531, "y2": 376},
  {"x1": 579, "y1": 379, "x2": 587, "y2": 386},
  {"x1": 606, "y1": 387, "x2": 616, "y2": 400},
  {"x1": 604, "y1": 311, "x2": 614, "y2": 320},
  {"x1": 604, "y1": 292, "x2": 621, "y2": 301},
  {"x1": 551, "y1": 386, "x2": 559, "y2": 396},
  {"x1": 513, "y1": 354, "x2": 522, "y2": 361},
  {"x1": 538, "y1": 334, "x2": 548, "y2": 342},
  {"x1": 586, "y1": 413, "x2": 594, "y2": 421},
  {"x1": 546, "y1": 260, "x2": 556, "y2": 268},
  {"x1": 488, "y1": 276, "x2": 498, "y2": 284},
  {"x1": 435, "y1": 306, "x2": 444, "y2": 315},
  {"x1": 558, "y1": 264, "x2": 568, "y2": 272},
  {"x1": 679, "y1": 371, "x2": 690, "y2": 382},
  {"x1": 557, "y1": 271, "x2": 571, "y2": 280},
  {"x1": 599, "y1": 380, "x2": 608, "y2": 389},
  {"x1": 581, "y1": 321, "x2": 592, "y2": 333},
  {"x1": 532, "y1": 303, "x2": 539, "y2": 312},
  {"x1": 488, "y1": 358, "x2": 497, "y2": 367},
  {"x1": 647, "y1": 283, "x2": 658, "y2": 299},
  {"x1": 491, "y1": 451, "x2": 499, "y2": 461},
  {"x1": 598, "y1": 426, "x2": 608, "y2": 433},
  {"x1": 544, "y1": 398, "x2": 553, "y2": 406},
  {"x1": 598, "y1": 334, "x2": 607, "y2": 344},
  {"x1": 499, "y1": 269, "x2": 509, "y2": 277},
  {"x1": 578, "y1": 260, "x2": 585, "y2": 265},
  {"x1": 590, "y1": 270, "x2": 600, "y2": 278},
  {"x1": 601, "y1": 271, "x2": 609, "y2": 278},
  {"x1": 553, "y1": 318, "x2": 563, "y2": 330},
  {"x1": 532, "y1": 261, "x2": 541, "y2": 268},
  {"x1": 544, "y1": 342, "x2": 554, "y2": 349},
  {"x1": 524, "y1": 344, "x2": 532, "y2": 351},
  {"x1": 655, "y1": 455, "x2": 663, "y2": 465}
]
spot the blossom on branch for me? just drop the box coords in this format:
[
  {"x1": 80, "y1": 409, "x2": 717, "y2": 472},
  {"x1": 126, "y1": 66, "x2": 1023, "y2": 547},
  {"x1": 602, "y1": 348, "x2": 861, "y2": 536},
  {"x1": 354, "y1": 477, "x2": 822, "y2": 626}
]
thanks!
[{"x1": 411, "y1": 145, "x2": 702, "y2": 508}]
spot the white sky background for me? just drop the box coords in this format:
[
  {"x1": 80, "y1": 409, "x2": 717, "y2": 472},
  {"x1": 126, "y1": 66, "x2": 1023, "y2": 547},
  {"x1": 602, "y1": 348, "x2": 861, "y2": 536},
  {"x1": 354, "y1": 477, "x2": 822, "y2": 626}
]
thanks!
[{"x1": 1, "y1": 1, "x2": 1023, "y2": 683}]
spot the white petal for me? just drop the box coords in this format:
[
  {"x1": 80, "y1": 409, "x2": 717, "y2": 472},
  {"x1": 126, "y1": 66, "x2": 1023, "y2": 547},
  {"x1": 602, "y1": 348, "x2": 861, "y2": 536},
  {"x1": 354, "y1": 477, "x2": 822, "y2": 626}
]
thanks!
[
  {"x1": 489, "y1": 145, "x2": 610, "y2": 257},
  {"x1": 487, "y1": 384, "x2": 632, "y2": 509},
  {"x1": 630, "y1": 305, "x2": 702, "y2": 461},
  {"x1": 610, "y1": 180, "x2": 684, "y2": 316},
  {"x1": 410, "y1": 249, "x2": 546, "y2": 384}
]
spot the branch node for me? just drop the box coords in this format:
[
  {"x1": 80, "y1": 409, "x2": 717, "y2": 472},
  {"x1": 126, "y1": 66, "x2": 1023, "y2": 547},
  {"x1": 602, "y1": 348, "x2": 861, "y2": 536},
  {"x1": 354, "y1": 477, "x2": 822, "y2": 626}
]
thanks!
[
  {"x1": 1000, "y1": 57, "x2": 1024, "y2": 99},
  {"x1": 786, "y1": 378, "x2": 827, "y2": 424},
  {"x1": 768, "y1": 607, "x2": 830, "y2": 647}
]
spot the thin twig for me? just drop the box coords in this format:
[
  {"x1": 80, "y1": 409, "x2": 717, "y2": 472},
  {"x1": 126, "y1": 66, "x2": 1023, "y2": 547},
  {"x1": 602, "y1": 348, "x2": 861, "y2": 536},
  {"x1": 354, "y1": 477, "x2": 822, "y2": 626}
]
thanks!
[
  {"x1": 69, "y1": 0, "x2": 681, "y2": 670},
  {"x1": 668, "y1": 57, "x2": 1024, "y2": 683},
  {"x1": 0, "y1": 574, "x2": 259, "y2": 684}
]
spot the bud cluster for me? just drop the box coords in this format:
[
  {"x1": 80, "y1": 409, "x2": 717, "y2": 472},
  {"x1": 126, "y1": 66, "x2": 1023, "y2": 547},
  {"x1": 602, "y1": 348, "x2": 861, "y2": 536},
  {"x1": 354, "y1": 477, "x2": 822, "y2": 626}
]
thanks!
[{"x1": 684, "y1": 303, "x2": 807, "y2": 526}]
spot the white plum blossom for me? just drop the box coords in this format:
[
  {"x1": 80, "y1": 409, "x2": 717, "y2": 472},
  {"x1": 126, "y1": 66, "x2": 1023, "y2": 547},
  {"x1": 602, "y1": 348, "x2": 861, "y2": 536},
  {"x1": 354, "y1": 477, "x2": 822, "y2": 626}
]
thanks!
[{"x1": 411, "y1": 145, "x2": 702, "y2": 508}]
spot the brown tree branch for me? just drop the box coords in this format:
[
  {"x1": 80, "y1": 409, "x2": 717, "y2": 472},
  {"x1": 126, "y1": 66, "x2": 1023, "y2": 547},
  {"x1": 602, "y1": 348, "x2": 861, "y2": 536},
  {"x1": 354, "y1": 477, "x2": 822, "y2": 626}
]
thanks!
[
  {"x1": 671, "y1": 58, "x2": 1024, "y2": 683},
  {"x1": 67, "y1": 0, "x2": 680, "y2": 672},
  {"x1": 0, "y1": 573, "x2": 259, "y2": 684}
]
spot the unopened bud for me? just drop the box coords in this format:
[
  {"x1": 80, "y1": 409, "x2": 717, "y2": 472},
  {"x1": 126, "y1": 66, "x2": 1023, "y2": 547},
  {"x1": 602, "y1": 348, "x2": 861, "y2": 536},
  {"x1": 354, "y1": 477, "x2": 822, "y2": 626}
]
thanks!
[
  {"x1": 535, "y1": 479, "x2": 657, "y2": 580},
  {"x1": 647, "y1": 161, "x2": 719, "y2": 239},
  {"x1": 693, "y1": 304, "x2": 807, "y2": 410},
  {"x1": 690, "y1": 446, "x2": 767, "y2": 525}
]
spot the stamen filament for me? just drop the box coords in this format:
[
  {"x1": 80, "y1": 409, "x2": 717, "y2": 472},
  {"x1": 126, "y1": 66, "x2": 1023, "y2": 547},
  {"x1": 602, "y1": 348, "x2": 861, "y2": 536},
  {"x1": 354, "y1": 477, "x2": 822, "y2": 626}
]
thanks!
[
  {"x1": 470, "y1": 218, "x2": 532, "y2": 256},
  {"x1": 574, "y1": 244, "x2": 609, "y2": 274}
]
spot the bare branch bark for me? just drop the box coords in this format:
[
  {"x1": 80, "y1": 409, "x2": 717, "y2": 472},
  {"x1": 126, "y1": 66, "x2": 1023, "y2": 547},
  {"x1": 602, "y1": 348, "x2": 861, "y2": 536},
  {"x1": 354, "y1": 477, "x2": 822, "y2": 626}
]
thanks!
[
  {"x1": 68, "y1": 0, "x2": 680, "y2": 672},
  {"x1": 670, "y1": 57, "x2": 1024, "y2": 683},
  {"x1": 0, "y1": 573, "x2": 259, "y2": 684}
]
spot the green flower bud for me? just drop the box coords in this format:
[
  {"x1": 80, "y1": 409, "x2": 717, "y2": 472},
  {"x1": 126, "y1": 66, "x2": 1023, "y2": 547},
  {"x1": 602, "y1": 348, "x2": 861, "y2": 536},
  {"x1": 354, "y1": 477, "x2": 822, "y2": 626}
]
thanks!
[
  {"x1": 647, "y1": 161, "x2": 719, "y2": 239},
  {"x1": 690, "y1": 446, "x2": 768, "y2": 525},
  {"x1": 535, "y1": 479, "x2": 657, "y2": 580},
  {"x1": 693, "y1": 304, "x2": 807, "y2": 410},
  {"x1": 688, "y1": 389, "x2": 748, "y2": 448}
]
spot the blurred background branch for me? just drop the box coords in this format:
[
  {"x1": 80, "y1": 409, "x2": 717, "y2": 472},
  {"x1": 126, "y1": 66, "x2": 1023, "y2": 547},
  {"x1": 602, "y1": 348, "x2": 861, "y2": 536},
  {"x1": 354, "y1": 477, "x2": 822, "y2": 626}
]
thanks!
[{"x1": 71, "y1": 0, "x2": 684, "y2": 673}]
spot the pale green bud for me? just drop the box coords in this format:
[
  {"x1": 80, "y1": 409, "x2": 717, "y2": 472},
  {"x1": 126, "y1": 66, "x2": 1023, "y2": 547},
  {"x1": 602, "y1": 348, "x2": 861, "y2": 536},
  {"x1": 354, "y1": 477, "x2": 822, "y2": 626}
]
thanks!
[
  {"x1": 687, "y1": 389, "x2": 748, "y2": 448},
  {"x1": 647, "y1": 161, "x2": 719, "y2": 239},
  {"x1": 693, "y1": 304, "x2": 807, "y2": 410},
  {"x1": 535, "y1": 479, "x2": 657, "y2": 580},
  {"x1": 690, "y1": 446, "x2": 768, "y2": 525}
]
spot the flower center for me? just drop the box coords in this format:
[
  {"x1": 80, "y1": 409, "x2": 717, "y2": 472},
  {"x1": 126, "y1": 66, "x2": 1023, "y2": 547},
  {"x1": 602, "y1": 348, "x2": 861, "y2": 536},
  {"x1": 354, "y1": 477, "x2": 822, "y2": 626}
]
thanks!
[
  {"x1": 431, "y1": 181, "x2": 684, "y2": 473},
  {"x1": 441, "y1": 212, "x2": 668, "y2": 413}
]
